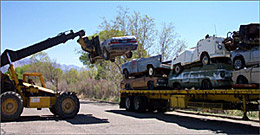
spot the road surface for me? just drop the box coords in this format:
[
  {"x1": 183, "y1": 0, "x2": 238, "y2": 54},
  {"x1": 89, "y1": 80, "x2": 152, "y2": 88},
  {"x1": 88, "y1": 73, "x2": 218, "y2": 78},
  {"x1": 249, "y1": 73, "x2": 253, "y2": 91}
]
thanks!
[{"x1": 1, "y1": 100, "x2": 259, "y2": 134}]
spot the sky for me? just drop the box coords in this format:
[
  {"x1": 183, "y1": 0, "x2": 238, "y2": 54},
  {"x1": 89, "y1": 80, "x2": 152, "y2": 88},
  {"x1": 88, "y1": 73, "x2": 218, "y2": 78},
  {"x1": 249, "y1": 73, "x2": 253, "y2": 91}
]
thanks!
[{"x1": 1, "y1": 1, "x2": 259, "y2": 67}]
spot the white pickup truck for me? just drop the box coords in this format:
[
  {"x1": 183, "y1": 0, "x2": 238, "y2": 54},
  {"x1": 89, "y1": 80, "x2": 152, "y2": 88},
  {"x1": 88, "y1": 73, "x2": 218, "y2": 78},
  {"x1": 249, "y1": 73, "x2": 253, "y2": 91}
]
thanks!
[{"x1": 171, "y1": 35, "x2": 230, "y2": 74}]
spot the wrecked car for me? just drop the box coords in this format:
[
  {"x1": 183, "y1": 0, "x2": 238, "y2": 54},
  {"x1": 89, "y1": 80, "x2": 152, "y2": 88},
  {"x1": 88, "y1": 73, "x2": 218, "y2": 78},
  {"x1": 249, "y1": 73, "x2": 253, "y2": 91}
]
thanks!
[
  {"x1": 77, "y1": 35, "x2": 138, "y2": 64},
  {"x1": 171, "y1": 35, "x2": 230, "y2": 74},
  {"x1": 120, "y1": 76, "x2": 168, "y2": 90},
  {"x1": 121, "y1": 55, "x2": 171, "y2": 79},
  {"x1": 232, "y1": 65, "x2": 260, "y2": 85},
  {"x1": 101, "y1": 36, "x2": 138, "y2": 62},
  {"x1": 168, "y1": 63, "x2": 233, "y2": 90},
  {"x1": 231, "y1": 46, "x2": 260, "y2": 70}
]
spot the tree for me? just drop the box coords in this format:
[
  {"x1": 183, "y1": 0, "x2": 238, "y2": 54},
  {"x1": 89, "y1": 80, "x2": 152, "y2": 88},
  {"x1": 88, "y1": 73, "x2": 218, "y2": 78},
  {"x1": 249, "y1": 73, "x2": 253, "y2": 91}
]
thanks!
[{"x1": 157, "y1": 22, "x2": 187, "y2": 61}]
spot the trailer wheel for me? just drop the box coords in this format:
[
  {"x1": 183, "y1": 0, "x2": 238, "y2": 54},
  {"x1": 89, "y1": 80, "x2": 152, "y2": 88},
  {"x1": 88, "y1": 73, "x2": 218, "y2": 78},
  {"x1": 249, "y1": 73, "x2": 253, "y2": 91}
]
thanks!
[
  {"x1": 125, "y1": 96, "x2": 134, "y2": 111},
  {"x1": 201, "y1": 79, "x2": 212, "y2": 90},
  {"x1": 133, "y1": 96, "x2": 147, "y2": 112},
  {"x1": 55, "y1": 92, "x2": 80, "y2": 119},
  {"x1": 1, "y1": 91, "x2": 23, "y2": 121}
]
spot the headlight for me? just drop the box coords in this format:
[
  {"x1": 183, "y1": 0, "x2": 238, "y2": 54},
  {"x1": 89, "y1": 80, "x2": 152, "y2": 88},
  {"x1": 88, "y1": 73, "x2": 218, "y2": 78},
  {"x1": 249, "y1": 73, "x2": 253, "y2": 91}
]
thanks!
[
  {"x1": 220, "y1": 71, "x2": 225, "y2": 78},
  {"x1": 217, "y1": 44, "x2": 223, "y2": 50}
]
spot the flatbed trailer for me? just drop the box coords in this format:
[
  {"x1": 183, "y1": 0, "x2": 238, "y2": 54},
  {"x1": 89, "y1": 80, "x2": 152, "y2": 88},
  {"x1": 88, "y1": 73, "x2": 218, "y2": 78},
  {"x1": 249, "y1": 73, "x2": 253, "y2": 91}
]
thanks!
[{"x1": 119, "y1": 89, "x2": 260, "y2": 120}]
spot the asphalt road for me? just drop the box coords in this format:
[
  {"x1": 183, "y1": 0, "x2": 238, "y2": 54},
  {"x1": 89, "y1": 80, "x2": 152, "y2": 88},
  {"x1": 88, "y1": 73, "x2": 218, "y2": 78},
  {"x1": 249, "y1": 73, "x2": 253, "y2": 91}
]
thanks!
[{"x1": 1, "y1": 100, "x2": 259, "y2": 134}]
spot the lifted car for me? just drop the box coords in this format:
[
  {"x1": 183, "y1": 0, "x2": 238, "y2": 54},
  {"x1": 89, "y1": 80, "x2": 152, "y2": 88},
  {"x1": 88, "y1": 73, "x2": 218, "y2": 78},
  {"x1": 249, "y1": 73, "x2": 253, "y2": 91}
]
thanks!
[{"x1": 168, "y1": 63, "x2": 233, "y2": 90}]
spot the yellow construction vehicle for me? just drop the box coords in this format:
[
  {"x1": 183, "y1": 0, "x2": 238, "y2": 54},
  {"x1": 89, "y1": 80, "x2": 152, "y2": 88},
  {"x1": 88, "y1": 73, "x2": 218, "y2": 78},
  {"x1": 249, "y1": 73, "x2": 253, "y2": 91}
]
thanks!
[{"x1": 1, "y1": 30, "x2": 86, "y2": 121}]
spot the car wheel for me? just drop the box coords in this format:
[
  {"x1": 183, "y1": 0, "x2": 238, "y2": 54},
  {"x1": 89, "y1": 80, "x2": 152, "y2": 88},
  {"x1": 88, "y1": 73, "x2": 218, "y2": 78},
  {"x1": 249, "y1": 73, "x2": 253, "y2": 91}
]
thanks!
[
  {"x1": 126, "y1": 52, "x2": 133, "y2": 58},
  {"x1": 123, "y1": 69, "x2": 129, "y2": 79},
  {"x1": 201, "y1": 79, "x2": 212, "y2": 90},
  {"x1": 125, "y1": 96, "x2": 134, "y2": 111},
  {"x1": 147, "y1": 81, "x2": 154, "y2": 90},
  {"x1": 174, "y1": 64, "x2": 183, "y2": 75},
  {"x1": 125, "y1": 83, "x2": 132, "y2": 90},
  {"x1": 147, "y1": 66, "x2": 155, "y2": 77},
  {"x1": 236, "y1": 76, "x2": 248, "y2": 84},
  {"x1": 233, "y1": 57, "x2": 244, "y2": 70},
  {"x1": 201, "y1": 53, "x2": 210, "y2": 65},
  {"x1": 103, "y1": 48, "x2": 110, "y2": 60},
  {"x1": 88, "y1": 53, "x2": 95, "y2": 64},
  {"x1": 173, "y1": 83, "x2": 181, "y2": 90}
]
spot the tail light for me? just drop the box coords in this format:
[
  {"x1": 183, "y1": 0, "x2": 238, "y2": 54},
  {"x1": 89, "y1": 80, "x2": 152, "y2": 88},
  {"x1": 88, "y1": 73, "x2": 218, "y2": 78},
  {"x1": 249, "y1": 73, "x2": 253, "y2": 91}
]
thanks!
[
  {"x1": 129, "y1": 40, "x2": 137, "y2": 43},
  {"x1": 109, "y1": 41, "x2": 120, "y2": 45}
]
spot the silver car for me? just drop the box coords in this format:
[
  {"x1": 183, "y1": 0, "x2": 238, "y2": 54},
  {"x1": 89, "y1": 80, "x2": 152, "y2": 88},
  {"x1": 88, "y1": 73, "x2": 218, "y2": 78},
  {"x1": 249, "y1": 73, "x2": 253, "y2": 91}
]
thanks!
[
  {"x1": 101, "y1": 36, "x2": 138, "y2": 62},
  {"x1": 121, "y1": 55, "x2": 171, "y2": 79},
  {"x1": 232, "y1": 65, "x2": 260, "y2": 85},
  {"x1": 231, "y1": 46, "x2": 260, "y2": 70}
]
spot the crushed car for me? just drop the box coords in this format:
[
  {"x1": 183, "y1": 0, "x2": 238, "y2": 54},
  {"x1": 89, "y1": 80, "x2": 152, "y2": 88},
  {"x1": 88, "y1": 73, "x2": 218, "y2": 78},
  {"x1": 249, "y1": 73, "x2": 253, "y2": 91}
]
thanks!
[
  {"x1": 171, "y1": 35, "x2": 230, "y2": 74},
  {"x1": 222, "y1": 23, "x2": 260, "y2": 70},
  {"x1": 77, "y1": 35, "x2": 138, "y2": 64},
  {"x1": 121, "y1": 55, "x2": 171, "y2": 79},
  {"x1": 168, "y1": 63, "x2": 233, "y2": 90}
]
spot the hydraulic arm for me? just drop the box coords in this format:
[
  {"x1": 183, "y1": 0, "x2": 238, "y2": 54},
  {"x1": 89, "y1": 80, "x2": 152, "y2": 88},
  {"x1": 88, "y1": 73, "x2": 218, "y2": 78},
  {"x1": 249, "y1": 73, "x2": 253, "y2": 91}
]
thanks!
[{"x1": 1, "y1": 30, "x2": 85, "y2": 67}]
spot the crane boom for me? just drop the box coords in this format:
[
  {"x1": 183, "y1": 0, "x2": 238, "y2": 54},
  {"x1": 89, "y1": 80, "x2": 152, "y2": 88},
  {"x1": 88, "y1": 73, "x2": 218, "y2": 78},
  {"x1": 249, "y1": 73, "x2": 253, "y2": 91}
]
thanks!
[{"x1": 1, "y1": 30, "x2": 85, "y2": 67}]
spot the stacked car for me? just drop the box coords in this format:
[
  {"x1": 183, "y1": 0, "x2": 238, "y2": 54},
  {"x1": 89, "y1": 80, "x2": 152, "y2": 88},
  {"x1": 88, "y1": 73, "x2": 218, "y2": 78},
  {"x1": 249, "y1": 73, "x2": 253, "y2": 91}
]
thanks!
[
  {"x1": 223, "y1": 23, "x2": 260, "y2": 87},
  {"x1": 120, "y1": 55, "x2": 171, "y2": 90}
]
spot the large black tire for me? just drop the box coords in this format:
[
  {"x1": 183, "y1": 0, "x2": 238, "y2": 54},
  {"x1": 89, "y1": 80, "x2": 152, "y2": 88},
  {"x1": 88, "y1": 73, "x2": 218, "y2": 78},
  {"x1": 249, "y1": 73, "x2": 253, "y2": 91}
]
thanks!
[
  {"x1": 125, "y1": 96, "x2": 134, "y2": 111},
  {"x1": 133, "y1": 96, "x2": 147, "y2": 112},
  {"x1": 174, "y1": 64, "x2": 183, "y2": 75},
  {"x1": 201, "y1": 53, "x2": 210, "y2": 65},
  {"x1": 55, "y1": 92, "x2": 80, "y2": 119},
  {"x1": 103, "y1": 48, "x2": 110, "y2": 60},
  {"x1": 233, "y1": 57, "x2": 244, "y2": 70},
  {"x1": 201, "y1": 79, "x2": 212, "y2": 90},
  {"x1": 147, "y1": 81, "x2": 154, "y2": 90},
  {"x1": 1, "y1": 91, "x2": 23, "y2": 121},
  {"x1": 126, "y1": 52, "x2": 133, "y2": 58}
]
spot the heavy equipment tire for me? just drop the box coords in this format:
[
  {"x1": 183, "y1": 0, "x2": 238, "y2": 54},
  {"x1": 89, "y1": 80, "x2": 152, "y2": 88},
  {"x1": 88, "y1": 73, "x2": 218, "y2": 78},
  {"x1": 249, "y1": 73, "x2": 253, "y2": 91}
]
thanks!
[
  {"x1": 201, "y1": 79, "x2": 212, "y2": 90},
  {"x1": 1, "y1": 91, "x2": 23, "y2": 121},
  {"x1": 126, "y1": 52, "x2": 133, "y2": 58},
  {"x1": 133, "y1": 96, "x2": 147, "y2": 112},
  {"x1": 49, "y1": 106, "x2": 57, "y2": 115},
  {"x1": 233, "y1": 57, "x2": 244, "y2": 70},
  {"x1": 125, "y1": 96, "x2": 134, "y2": 111},
  {"x1": 55, "y1": 92, "x2": 80, "y2": 119},
  {"x1": 174, "y1": 64, "x2": 183, "y2": 75},
  {"x1": 103, "y1": 48, "x2": 110, "y2": 60},
  {"x1": 201, "y1": 53, "x2": 210, "y2": 65}
]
